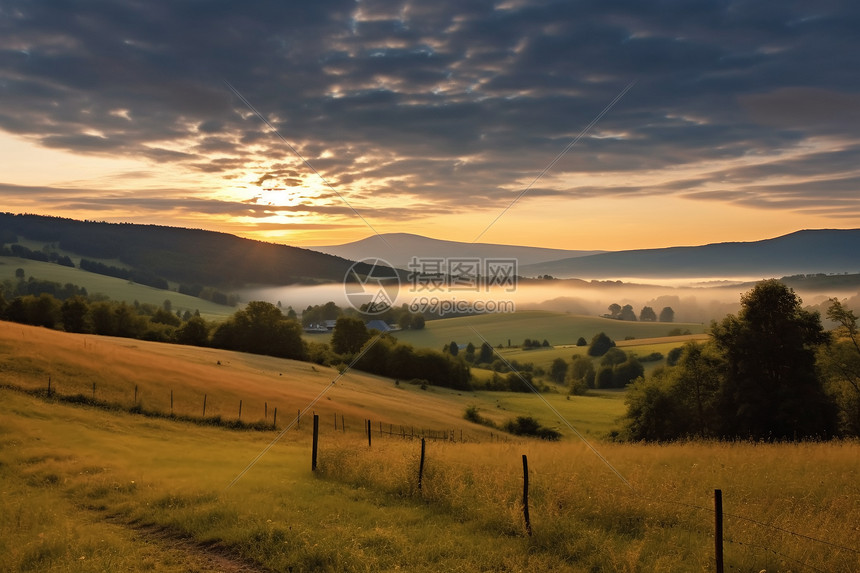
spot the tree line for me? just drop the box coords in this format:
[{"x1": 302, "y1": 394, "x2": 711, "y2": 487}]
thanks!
[
  {"x1": 605, "y1": 303, "x2": 674, "y2": 322},
  {"x1": 1, "y1": 243, "x2": 75, "y2": 267},
  {"x1": 79, "y1": 258, "x2": 170, "y2": 290},
  {"x1": 0, "y1": 234, "x2": 237, "y2": 305},
  {"x1": 0, "y1": 281, "x2": 467, "y2": 391},
  {"x1": 621, "y1": 280, "x2": 860, "y2": 440}
]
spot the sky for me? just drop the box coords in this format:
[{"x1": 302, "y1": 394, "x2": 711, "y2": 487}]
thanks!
[{"x1": 1, "y1": 0, "x2": 859, "y2": 251}]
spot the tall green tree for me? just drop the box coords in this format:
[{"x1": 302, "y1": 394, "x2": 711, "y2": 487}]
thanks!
[
  {"x1": 464, "y1": 342, "x2": 476, "y2": 363},
  {"x1": 550, "y1": 357, "x2": 568, "y2": 384},
  {"x1": 619, "y1": 304, "x2": 637, "y2": 321},
  {"x1": 60, "y1": 295, "x2": 89, "y2": 333},
  {"x1": 212, "y1": 301, "x2": 305, "y2": 359},
  {"x1": 659, "y1": 306, "x2": 675, "y2": 322},
  {"x1": 624, "y1": 370, "x2": 688, "y2": 441},
  {"x1": 331, "y1": 316, "x2": 371, "y2": 354},
  {"x1": 672, "y1": 342, "x2": 723, "y2": 438},
  {"x1": 612, "y1": 357, "x2": 644, "y2": 388},
  {"x1": 569, "y1": 355, "x2": 596, "y2": 388},
  {"x1": 818, "y1": 298, "x2": 860, "y2": 435},
  {"x1": 710, "y1": 279, "x2": 836, "y2": 440},
  {"x1": 478, "y1": 341, "x2": 495, "y2": 363},
  {"x1": 175, "y1": 316, "x2": 210, "y2": 347},
  {"x1": 639, "y1": 306, "x2": 657, "y2": 322}
]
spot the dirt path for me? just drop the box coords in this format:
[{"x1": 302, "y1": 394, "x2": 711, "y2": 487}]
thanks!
[{"x1": 102, "y1": 515, "x2": 273, "y2": 573}]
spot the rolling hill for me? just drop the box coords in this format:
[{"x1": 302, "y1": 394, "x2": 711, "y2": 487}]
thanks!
[
  {"x1": 309, "y1": 232, "x2": 604, "y2": 268},
  {"x1": 0, "y1": 212, "x2": 382, "y2": 289},
  {"x1": 1, "y1": 321, "x2": 856, "y2": 573},
  {"x1": 519, "y1": 229, "x2": 860, "y2": 279}
]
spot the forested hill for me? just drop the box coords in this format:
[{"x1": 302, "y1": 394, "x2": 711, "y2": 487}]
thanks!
[{"x1": 0, "y1": 213, "x2": 376, "y2": 288}]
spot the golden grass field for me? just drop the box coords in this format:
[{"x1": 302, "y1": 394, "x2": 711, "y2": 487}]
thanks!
[{"x1": 1, "y1": 321, "x2": 858, "y2": 572}]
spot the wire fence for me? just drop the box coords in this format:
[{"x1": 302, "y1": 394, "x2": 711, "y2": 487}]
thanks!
[
  {"x1": 310, "y1": 416, "x2": 859, "y2": 573},
  {"x1": 4, "y1": 372, "x2": 858, "y2": 571}
]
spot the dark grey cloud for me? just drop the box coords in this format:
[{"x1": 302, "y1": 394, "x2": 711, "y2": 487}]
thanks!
[
  {"x1": 1, "y1": 0, "x2": 859, "y2": 226},
  {"x1": 0, "y1": 180, "x2": 448, "y2": 222}
]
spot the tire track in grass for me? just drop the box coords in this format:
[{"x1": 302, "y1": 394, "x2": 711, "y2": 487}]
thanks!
[{"x1": 101, "y1": 514, "x2": 273, "y2": 573}]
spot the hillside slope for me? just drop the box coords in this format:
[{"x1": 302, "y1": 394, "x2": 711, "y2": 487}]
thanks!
[
  {"x1": 0, "y1": 213, "x2": 379, "y2": 288},
  {"x1": 310, "y1": 232, "x2": 604, "y2": 267},
  {"x1": 520, "y1": 229, "x2": 860, "y2": 279}
]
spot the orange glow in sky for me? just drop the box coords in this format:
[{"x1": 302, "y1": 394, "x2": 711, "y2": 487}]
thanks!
[{"x1": 2, "y1": 2, "x2": 859, "y2": 251}]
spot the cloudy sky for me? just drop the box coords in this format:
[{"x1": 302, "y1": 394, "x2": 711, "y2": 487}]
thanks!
[{"x1": 2, "y1": 0, "x2": 859, "y2": 250}]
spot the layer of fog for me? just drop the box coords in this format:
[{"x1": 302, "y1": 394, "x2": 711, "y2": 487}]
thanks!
[{"x1": 242, "y1": 279, "x2": 859, "y2": 325}]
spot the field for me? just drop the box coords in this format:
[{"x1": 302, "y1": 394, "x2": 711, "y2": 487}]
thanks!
[
  {"x1": 0, "y1": 256, "x2": 235, "y2": 320},
  {"x1": 305, "y1": 310, "x2": 708, "y2": 376},
  {"x1": 490, "y1": 334, "x2": 709, "y2": 375},
  {"x1": 1, "y1": 322, "x2": 858, "y2": 572},
  {"x1": 388, "y1": 310, "x2": 706, "y2": 349}
]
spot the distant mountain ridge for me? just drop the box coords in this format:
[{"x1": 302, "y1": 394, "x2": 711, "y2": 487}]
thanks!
[
  {"x1": 519, "y1": 229, "x2": 860, "y2": 279},
  {"x1": 309, "y1": 233, "x2": 605, "y2": 268},
  {"x1": 3, "y1": 214, "x2": 857, "y2": 287}
]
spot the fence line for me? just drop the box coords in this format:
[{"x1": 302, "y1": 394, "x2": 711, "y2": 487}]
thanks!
[
  {"x1": 5, "y1": 378, "x2": 856, "y2": 570},
  {"x1": 310, "y1": 424, "x2": 858, "y2": 573}
]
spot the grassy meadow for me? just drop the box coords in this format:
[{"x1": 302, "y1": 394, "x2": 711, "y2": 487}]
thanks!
[
  {"x1": 491, "y1": 334, "x2": 709, "y2": 374},
  {"x1": 1, "y1": 322, "x2": 858, "y2": 572},
  {"x1": 306, "y1": 310, "x2": 708, "y2": 377},
  {"x1": 380, "y1": 310, "x2": 706, "y2": 349},
  {"x1": 0, "y1": 256, "x2": 235, "y2": 320}
]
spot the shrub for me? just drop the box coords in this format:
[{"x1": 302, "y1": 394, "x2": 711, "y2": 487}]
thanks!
[
  {"x1": 503, "y1": 416, "x2": 561, "y2": 441},
  {"x1": 464, "y1": 405, "x2": 496, "y2": 428},
  {"x1": 587, "y1": 332, "x2": 615, "y2": 357}
]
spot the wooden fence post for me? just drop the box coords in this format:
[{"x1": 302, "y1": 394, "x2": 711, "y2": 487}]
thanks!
[
  {"x1": 334, "y1": 412, "x2": 337, "y2": 430},
  {"x1": 170, "y1": 390, "x2": 174, "y2": 414},
  {"x1": 47, "y1": 375, "x2": 52, "y2": 397},
  {"x1": 715, "y1": 489, "x2": 724, "y2": 573},
  {"x1": 273, "y1": 407, "x2": 277, "y2": 429},
  {"x1": 92, "y1": 382, "x2": 96, "y2": 400},
  {"x1": 134, "y1": 384, "x2": 138, "y2": 403},
  {"x1": 418, "y1": 438, "x2": 426, "y2": 491},
  {"x1": 367, "y1": 419, "x2": 372, "y2": 447},
  {"x1": 312, "y1": 414, "x2": 319, "y2": 472},
  {"x1": 297, "y1": 409, "x2": 301, "y2": 429},
  {"x1": 341, "y1": 414, "x2": 345, "y2": 433},
  {"x1": 202, "y1": 394, "x2": 207, "y2": 417},
  {"x1": 238, "y1": 399, "x2": 242, "y2": 421},
  {"x1": 265, "y1": 401, "x2": 268, "y2": 420},
  {"x1": 522, "y1": 454, "x2": 532, "y2": 536}
]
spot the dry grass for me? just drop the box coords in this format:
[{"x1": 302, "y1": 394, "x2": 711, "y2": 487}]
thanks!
[
  {"x1": 1, "y1": 321, "x2": 858, "y2": 572},
  {"x1": 319, "y1": 435, "x2": 860, "y2": 572},
  {"x1": 0, "y1": 321, "x2": 498, "y2": 437}
]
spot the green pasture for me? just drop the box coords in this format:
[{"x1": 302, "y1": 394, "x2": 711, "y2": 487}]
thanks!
[
  {"x1": 394, "y1": 310, "x2": 705, "y2": 350},
  {"x1": 0, "y1": 256, "x2": 235, "y2": 319},
  {"x1": 490, "y1": 335, "x2": 708, "y2": 374},
  {"x1": 464, "y1": 388, "x2": 628, "y2": 437}
]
